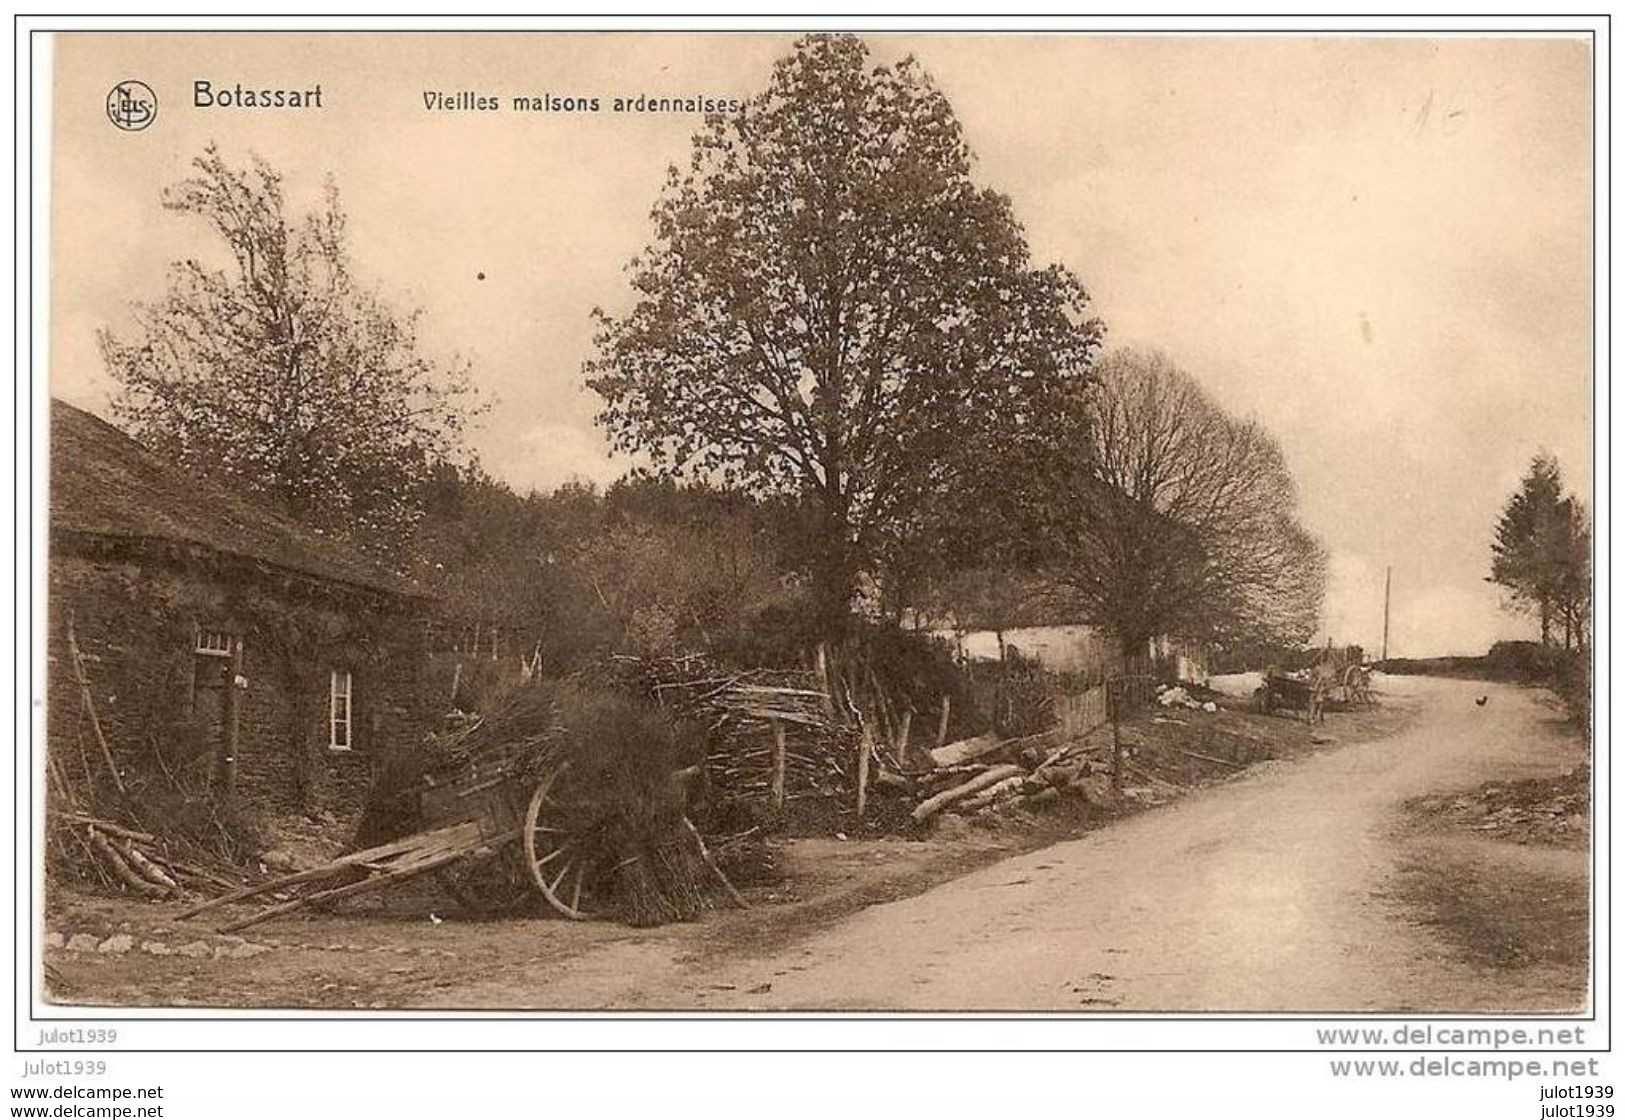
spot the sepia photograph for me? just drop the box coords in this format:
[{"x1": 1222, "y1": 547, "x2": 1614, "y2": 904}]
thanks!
[{"x1": 36, "y1": 26, "x2": 1595, "y2": 1022}]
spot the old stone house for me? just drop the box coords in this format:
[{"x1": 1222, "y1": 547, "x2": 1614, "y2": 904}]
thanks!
[{"x1": 47, "y1": 400, "x2": 438, "y2": 818}]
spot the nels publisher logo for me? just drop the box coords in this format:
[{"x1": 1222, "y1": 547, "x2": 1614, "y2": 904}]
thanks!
[{"x1": 106, "y1": 80, "x2": 157, "y2": 131}]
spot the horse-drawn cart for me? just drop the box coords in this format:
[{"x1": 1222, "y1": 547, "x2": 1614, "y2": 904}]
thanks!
[
  {"x1": 1253, "y1": 656, "x2": 1373, "y2": 722},
  {"x1": 1254, "y1": 671, "x2": 1316, "y2": 718},
  {"x1": 1338, "y1": 664, "x2": 1374, "y2": 707}
]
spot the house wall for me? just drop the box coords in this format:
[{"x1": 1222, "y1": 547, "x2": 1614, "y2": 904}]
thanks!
[
  {"x1": 47, "y1": 549, "x2": 434, "y2": 820},
  {"x1": 952, "y1": 624, "x2": 1125, "y2": 680},
  {"x1": 1148, "y1": 635, "x2": 1211, "y2": 686}
]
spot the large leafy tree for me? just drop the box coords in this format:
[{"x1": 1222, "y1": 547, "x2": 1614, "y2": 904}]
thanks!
[
  {"x1": 1044, "y1": 348, "x2": 1326, "y2": 656},
  {"x1": 586, "y1": 34, "x2": 1102, "y2": 639},
  {"x1": 101, "y1": 145, "x2": 479, "y2": 554},
  {"x1": 1491, "y1": 454, "x2": 1590, "y2": 648}
]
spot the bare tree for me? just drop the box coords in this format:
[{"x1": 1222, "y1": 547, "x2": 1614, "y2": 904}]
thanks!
[
  {"x1": 101, "y1": 145, "x2": 479, "y2": 553},
  {"x1": 1046, "y1": 348, "x2": 1326, "y2": 655}
]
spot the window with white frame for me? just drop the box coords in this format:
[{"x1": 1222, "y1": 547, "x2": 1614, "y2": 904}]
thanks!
[
  {"x1": 329, "y1": 669, "x2": 353, "y2": 751},
  {"x1": 195, "y1": 629, "x2": 233, "y2": 657}
]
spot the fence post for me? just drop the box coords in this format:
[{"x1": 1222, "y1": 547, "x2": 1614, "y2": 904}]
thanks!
[
  {"x1": 221, "y1": 636, "x2": 244, "y2": 796},
  {"x1": 935, "y1": 694, "x2": 952, "y2": 746},
  {"x1": 815, "y1": 642, "x2": 834, "y2": 718},
  {"x1": 1109, "y1": 678, "x2": 1123, "y2": 793},
  {"x1": 856, "y1": 727, "x2": 872, "y2": 819},
  {"x1": 770, "y1": 719, "x2": 787, "y2": 812},
  {"x1": 896, "y1": 708, "x2": 912, "y2": 767}
]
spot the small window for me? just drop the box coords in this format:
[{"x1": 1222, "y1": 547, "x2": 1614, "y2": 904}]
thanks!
[
  {"x1": 329, "y1": 669, "x2": 353, "y2": 751},
  {"x1": 195, "y1": 629, "x2": 234, "y2": 657}
]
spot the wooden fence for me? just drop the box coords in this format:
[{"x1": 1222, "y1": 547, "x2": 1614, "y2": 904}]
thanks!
[{"x1": 1045, "y1": 672, "x2": 1163, "y2": 790}]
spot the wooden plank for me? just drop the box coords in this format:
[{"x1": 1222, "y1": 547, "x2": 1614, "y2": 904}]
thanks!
[
  {"x1": 217, "y1": 829, "x2": 519, "y2": 934},
  {"x1": 734, "y1": 707, "x2": 827, "y2": 727},
  {"x1": 1110, "y1": 702, "x2": 1123, "y2": 792},
  {"x1": 219, "y1": 637, "x2": 244, "y2": 794},
  {"x1": 682, "y1": 817, "x2": 748, "y2": 910},
  {"x1": 176, "y1": 821, "x2": 480, "y2": 920},
  {"x1": 727, "y1": 685, "x2": 829, "y2": 699},
  {"x1": 1177, "y1": 747, "x2": 1246, "y2": 770}
]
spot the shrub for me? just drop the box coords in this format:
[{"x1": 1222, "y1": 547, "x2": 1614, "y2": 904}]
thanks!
[
  {"x1": 1484, "y1": 640, "x2": 1566, "y2": 681},
  {"x1": 1551, "y1": 649, "x2": 1592, "y2": 738}
]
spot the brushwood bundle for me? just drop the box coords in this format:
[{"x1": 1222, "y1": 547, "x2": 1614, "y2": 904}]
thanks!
[{"x1": 337, "y1": 675, "x2": 737, "y2": 928}]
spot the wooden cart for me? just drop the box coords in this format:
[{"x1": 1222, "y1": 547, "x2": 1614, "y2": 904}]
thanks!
[
  {"x1": 1254, "y1": 671, "x2": 1315, "y2": 718},
  {"x1": 1339, "y1": 664, "x2": 1374, "y2": 707},
  {"x1": 1254, "y1": 662, "x2": 1373, "y2": 720},
  {"x1": 414, "y1": 741, "x2": 607, "y2": 921},
  {"x1": 177, "y1": 742, "x2": 712, "y2": 932}
]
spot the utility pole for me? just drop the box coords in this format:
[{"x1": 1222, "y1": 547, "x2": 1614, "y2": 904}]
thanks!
[{"x1": 1382, "y1": 566, "x2": 1392, "y2": 663}]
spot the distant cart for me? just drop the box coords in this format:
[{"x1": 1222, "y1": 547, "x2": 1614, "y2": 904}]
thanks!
[
  {"x1": 1254, "y1": 659, "x2": 1372, "y2": 721},
  {"x1": 1339, "y1": 664, "x2": 1374, "y2": 707},
  {"x1": 1254, "y1": 671, "x2": 1315, "y2": 719}
]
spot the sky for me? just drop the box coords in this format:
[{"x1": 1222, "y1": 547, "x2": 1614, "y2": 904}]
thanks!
[{"x1": 48, "y1": 32, "x2": 1593, "y2": 657}]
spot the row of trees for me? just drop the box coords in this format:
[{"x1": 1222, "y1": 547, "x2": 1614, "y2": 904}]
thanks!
[{"x1": 100, "y1": 35, "x2": 1328, "y2": 664}]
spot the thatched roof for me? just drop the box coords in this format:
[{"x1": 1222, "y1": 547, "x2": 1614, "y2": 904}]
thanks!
[{"x1": 49, "y1": 399, "x2": 426, "y2": 600}]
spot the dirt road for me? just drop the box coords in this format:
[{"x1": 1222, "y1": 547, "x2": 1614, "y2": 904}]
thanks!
[
  {"x1": 429, "y1": 676, "x2": 1586, "y2": 1011},
  {"x1": 49, "y1": 677, "x2": 1586, "y2": 1013}
]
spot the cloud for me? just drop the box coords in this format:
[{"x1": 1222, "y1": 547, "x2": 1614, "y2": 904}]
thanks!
[{"x1": 496, "y1": 421, "x2": 633, "y2": 494}]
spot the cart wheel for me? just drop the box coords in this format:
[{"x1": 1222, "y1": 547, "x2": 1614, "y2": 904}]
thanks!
[
  {"x1": 1343, "y1": 666, "x2": 1372, "y2": 708},
  {"x1": 523, "y1": 765, "x2": 601, "y2": 921}
]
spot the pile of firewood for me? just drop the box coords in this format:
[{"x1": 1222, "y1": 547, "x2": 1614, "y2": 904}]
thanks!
[
  {"x1": 48, "y1": 612, "x2": 250, "y2": 900},
  {"x1": 47, "y1": 812, "x2": 239, "y2": 899},
  {"x1": 909, "y1": 731, "x2": 1115, "y2": 823}
]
